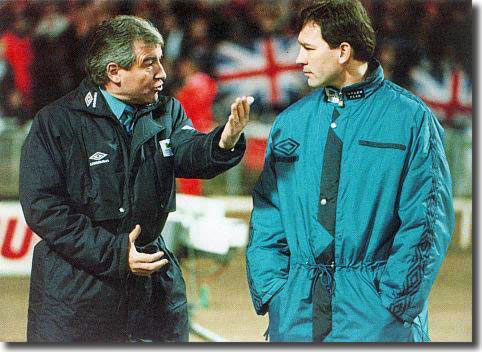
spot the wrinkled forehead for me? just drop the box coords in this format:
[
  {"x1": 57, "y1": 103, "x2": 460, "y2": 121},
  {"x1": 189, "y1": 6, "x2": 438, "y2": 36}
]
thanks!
[{"x1": 132, "y1": 40, "x2": 163, "y2": 60}]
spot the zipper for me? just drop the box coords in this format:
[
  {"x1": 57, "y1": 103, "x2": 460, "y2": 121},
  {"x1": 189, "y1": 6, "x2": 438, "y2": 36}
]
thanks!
[
  {"x1": 118, "y1": 110, "x2": 148, "y2": 215},
  {"x1": 110, "y1": 119, "x2": 131, "y2": 340},
  {"x1": 108, "y1": 109, "x2": 157, "y2": 339},
  {"x1": 126, "y1": 111, "x2": 144, "y2": 216},
  {"x1": 114, "y1": 121, "x2": 131, "y2": 216},
  {"x1": 126, "y1": 112, "x2": 163, "y2": 212}
]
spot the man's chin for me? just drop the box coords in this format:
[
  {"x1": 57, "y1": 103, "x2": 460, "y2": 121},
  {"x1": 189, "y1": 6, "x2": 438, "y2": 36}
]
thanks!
[
  {"x1": 307, "y1": 80, "x2": 322, "y2": 89},
  {"x1": 140, "y1": 93, "x2": 159, "y2": 105},
  {"x1": 304, "y1": 76, "x2": 320, "y2": 88}
]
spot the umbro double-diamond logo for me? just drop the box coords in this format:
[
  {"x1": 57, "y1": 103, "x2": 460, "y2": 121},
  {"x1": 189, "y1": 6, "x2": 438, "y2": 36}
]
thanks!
[
  {"x1": 85, "y1": 91, "x2": 98, "y2": 108},
  {"x1": 89, "y1": 152, "x2": 109, "y2": 166},
  {"x1": 274, "y1": 138, "x2": 300, "y2": 156}
]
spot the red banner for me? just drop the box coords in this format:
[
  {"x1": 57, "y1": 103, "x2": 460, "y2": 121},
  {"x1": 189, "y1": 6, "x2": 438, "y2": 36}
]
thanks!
[{"x1": 0, "y1": 202, "x2": 40, "y2": 275}]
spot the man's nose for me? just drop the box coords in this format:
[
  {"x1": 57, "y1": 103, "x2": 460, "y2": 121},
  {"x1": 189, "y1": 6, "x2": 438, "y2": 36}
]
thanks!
[
  {"x1": 155, "y1": 63, "x2": 167, "y2": 80},
  {"x1": 295, "y1": 47, "x2": 307, "y2": 65}
]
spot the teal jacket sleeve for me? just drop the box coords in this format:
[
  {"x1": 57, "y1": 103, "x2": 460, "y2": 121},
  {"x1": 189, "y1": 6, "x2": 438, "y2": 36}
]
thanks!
[
  {"x1": 246, "y1": 128, "x2": 290, "y2": 315},
  {"x1": 379, "y1": 110, "x2": 455, "y2": 323}
]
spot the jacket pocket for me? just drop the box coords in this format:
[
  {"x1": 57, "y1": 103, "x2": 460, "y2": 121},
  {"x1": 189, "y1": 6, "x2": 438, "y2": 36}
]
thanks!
[
  {"x1": 165, "y1": 247, "x2": 182, "y2": 271},
  {"x1": 351, "y1": 270, "x2": 414, "y2": 341},
  {"x1": 360, "y1": 268, "x2": 411, "y2": 329},
  {"x1": 359, "y1": 140, "x2": 406, "y2": 151},
  {"x1": 160, "y1": 261, "x2": 187, "y2": 310},
  {"x1": 86, "y1": 169, "x2": 124, "y2": 221}
]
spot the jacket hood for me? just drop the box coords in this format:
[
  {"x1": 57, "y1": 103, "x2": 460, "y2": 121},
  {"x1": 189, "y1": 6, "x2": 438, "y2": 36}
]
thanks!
[{"x1": 68, "y1": 78, "x2": 167, "y2": 117}]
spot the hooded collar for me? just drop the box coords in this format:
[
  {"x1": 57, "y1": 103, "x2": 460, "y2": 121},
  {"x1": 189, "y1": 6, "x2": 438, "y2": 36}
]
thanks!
[
  {"x1": 324, "y1": 58, "x2": 384, "y2": 107},
  {"x1": 70, "y1": 78, "x2": 165, "y2": 117}
]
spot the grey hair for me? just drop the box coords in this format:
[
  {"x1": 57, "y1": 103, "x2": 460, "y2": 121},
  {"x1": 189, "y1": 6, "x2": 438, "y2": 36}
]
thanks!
[{"x1": 85, "y1": 15, "x2": 164, "y2": 85}]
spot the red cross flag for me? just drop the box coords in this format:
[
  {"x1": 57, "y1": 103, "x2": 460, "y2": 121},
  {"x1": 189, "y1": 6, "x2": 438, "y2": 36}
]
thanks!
[
  {"x1": 214, "y1": 36, "x2": 305, "y2": 108},
  {"x1": 410, "y1": 64, "x2": 472, "y2": 126}
]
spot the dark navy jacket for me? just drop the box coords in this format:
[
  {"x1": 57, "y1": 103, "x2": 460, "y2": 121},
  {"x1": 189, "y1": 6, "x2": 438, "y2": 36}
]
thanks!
[{"x1": 19, "y1": 78, "x2": 245, "y2": 342}]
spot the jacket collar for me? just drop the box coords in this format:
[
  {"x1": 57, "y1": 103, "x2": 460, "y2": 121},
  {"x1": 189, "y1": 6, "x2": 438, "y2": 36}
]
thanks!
[
  {"x1": 99, "y1": 88, "x2": 135, "y2": 119},
  {"x1": 70, "y1": 78, "x2": 166, "y2": 117},
  {"x1": 323, "y1": 58, "x2": 384, "y2": 106},
  {"x1": 130, "y1": 115, "x2": 165, "y2": 161}
]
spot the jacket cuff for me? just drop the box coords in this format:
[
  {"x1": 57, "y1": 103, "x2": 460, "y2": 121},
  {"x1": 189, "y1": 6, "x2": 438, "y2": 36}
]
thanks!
[
  {"x1": 211, "y1": 126, "x2": 246, "y2": 162},
  {"x1": 380, "y1": 293, "x2": 416, "y2": 324},
  {"x1": 253, "y1": 279, "x2": 286, "y2": 316}
]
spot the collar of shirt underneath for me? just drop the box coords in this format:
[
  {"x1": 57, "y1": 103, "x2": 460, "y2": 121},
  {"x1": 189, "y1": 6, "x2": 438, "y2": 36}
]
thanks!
[{"x1": 99, "y1": 88, "x2": 136, "y2": 120}]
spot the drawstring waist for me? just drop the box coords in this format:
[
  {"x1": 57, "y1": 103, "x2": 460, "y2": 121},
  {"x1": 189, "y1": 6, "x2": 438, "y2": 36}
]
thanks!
[
  {"x1": 302, "y1": 261, "x2": 335, "y2": 296},
  {"x1": 300, "y1": 261, "x2": 430, "y2": 341},
  {"x1": 306, "y1": 261, "x2": 335, "y2": 342}
]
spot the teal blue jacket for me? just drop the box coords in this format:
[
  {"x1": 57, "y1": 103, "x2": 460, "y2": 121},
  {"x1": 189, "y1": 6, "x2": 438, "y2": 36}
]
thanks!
[{"x1": 246, "y1": 62, "x2": 454, "y2": 342}]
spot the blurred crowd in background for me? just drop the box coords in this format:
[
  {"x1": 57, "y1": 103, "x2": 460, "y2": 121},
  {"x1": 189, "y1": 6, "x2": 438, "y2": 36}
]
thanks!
[{"x1": 0, "y1": 0, "x2": 472, "y2": 197}]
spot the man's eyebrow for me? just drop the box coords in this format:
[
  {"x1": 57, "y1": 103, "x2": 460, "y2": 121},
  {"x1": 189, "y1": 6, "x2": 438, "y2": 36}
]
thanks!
[
  {"x1": 142, "y1": 55, "x2": 160, "y2": 63},
  {"x1": 298, "y1": 40, "x2": 314, "y2": 48}
]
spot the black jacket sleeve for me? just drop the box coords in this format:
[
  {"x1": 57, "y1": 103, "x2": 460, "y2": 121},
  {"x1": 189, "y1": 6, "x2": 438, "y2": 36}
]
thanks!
[
  {"x1": 168, "y1": 99, "x2": 246, "y2": 179},
  {"x1": 19, "y1": 111, "x2": 129, "y2": 280}
]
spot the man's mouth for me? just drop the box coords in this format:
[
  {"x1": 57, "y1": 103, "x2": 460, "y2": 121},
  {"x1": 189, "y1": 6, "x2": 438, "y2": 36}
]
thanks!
[{"x1": 154, "y1": 81, "x2": 164, "y2": 92}]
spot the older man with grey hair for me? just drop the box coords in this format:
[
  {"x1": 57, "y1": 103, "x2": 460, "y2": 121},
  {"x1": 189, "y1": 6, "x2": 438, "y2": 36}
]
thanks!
[{"x1": 19, "y1": 15, "x2": 251, "y2": 342}]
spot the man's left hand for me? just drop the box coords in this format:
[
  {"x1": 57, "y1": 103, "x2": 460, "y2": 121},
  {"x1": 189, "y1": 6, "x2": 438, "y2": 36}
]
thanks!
[{"x1": 218, "y1": 96, "x2": 253, "y2": 150}]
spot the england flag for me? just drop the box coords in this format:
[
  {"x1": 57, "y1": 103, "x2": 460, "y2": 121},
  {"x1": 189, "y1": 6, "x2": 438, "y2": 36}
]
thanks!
[{"x1": 214, "y1": 36, "x2": 305, "y2": 111}]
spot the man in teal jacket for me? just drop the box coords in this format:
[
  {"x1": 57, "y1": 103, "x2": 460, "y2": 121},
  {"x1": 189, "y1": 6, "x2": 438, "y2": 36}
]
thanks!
[{"x1": 246, "y1": 0, "x2": 454, "y2": 342}]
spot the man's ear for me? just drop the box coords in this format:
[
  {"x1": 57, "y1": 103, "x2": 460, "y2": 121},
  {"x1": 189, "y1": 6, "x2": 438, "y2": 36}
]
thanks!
[
  {"x1": 338, "y1": 42, "x2": 352, "y2": 64},
  {"x1": 106, "y1": 63, "x2": 121, "y2": 84}
]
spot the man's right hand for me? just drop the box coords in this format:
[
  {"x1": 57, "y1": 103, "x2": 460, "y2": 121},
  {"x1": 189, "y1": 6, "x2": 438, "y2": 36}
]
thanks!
[{"x1": 128, "y1": 225, "x2": 168, "y2": 276}]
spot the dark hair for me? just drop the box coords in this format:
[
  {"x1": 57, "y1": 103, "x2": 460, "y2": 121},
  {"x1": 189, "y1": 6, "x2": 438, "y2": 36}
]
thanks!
[
  {"x1": 85, "y1": 15, "x2": 164, "y2": 85},
  {"x1": 298, "y1": 0, "x2": 376, "y2": 62}
]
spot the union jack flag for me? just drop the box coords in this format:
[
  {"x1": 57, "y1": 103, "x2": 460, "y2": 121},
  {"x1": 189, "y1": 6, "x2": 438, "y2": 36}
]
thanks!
[
  {"x1": 410, "y1": 62, "x2": 472, "y2": 126},
  {"x1": 214, "y1": 36, "x2": 305, "y2": 112}
]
